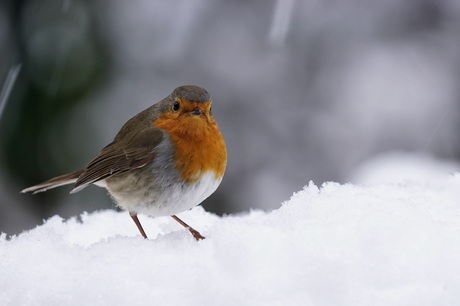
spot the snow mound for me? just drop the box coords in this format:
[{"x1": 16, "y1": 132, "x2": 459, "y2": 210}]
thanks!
[
  {"x1": 1, "y1": 174, "x2": 460, "y2": 305},
  {"x1": 351, "y1": 152, "x2": 459, "y2": 185}
]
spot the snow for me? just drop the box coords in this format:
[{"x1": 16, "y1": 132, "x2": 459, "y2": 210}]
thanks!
[
  {"x1": 1, "y1": 173, "x2": 460, "y2": 305},
  {"x1": 350, "y1": 152, "x2": 460, "y2": 185}
]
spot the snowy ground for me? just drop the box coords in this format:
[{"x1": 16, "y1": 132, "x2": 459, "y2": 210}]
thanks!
[{"x1": 1, "y1": 154, "x2": 460, "y2": 305}]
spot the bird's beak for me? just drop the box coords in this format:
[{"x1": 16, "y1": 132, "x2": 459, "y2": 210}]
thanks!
[{"x1": 190, "y1": 107, "x2": 202, "y2": 116}]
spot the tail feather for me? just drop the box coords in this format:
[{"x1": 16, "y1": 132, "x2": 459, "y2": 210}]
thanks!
[{"x1": 21, "y1": 170, "x2": 84, "y2": 194}]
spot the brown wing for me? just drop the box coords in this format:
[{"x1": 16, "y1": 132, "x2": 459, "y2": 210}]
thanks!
[{"x1": 71, "y1": 126, "x2": 164, "y2": 193}]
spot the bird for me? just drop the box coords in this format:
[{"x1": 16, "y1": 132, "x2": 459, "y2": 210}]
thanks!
[{"x1": 21, "y1": 85, "x2": 227, "y2": 240}]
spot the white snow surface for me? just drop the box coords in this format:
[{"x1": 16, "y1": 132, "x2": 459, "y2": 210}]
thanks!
[
  {"x1": 350, "y1": 152, "x2": 460, "y2": 185},
  {"x1": 2, "y1": 174, "x2": 460, "y2": 305}
]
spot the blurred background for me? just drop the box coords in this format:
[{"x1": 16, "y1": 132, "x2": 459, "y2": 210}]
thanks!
[{"x1": 1, "y1": 0, "x2": 459, "y2": 235}]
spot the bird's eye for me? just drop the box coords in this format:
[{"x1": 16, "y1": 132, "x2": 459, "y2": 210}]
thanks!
[{"x1": 173, "y1": 101, "x2": 180, "y2": 111}]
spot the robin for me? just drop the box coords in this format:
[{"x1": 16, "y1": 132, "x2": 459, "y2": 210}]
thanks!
[{"x1": 21, "y1": 85, "x2": 227, "y2": 240}]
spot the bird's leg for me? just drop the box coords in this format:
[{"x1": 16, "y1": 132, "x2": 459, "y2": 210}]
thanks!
[
  {"x1": 171, "y1": 215, "x2": 205, "y2": 240},
  {"x1": 130, "y1": 212, "x2": 148, "y2": 239}
]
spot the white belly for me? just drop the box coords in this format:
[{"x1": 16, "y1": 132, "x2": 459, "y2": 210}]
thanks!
[{"x1": 110, "y1": 171, "x2": 222, "y2": 217}]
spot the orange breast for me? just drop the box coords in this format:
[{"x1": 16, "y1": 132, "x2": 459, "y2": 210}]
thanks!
[{"x1": 153, "y1": 114, "x2": 227, "y2": 183}]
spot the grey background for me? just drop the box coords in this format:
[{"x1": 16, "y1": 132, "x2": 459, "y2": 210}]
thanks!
[{"x1": 1, "y1": 0, "x2": 459, "y2": 235}]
